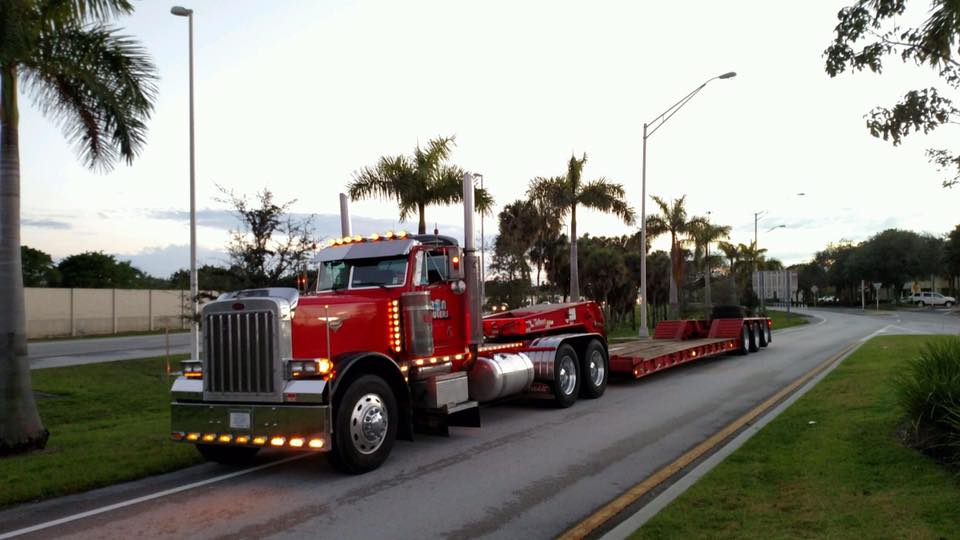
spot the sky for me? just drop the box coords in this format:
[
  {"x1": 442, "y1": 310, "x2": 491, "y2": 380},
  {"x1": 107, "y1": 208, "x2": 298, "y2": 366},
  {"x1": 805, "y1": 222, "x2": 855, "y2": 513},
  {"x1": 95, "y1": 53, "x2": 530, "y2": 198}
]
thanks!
[{"x1": 16, "y1": 0, "x2": 960, "y2": 277}]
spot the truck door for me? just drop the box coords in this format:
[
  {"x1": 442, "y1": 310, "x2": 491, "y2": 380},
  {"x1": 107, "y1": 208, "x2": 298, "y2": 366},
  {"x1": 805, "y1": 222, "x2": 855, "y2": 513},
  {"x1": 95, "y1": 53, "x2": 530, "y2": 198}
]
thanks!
[{"x1": 415, "y1": 248, "x2": 466, "y2": 357}]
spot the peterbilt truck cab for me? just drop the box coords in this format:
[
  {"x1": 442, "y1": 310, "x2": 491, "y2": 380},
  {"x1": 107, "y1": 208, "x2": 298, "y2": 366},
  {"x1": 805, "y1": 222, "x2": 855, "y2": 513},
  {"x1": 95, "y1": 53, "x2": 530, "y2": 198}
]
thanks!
[{"x1": 171, "y1": 225, "x2": 609, "y2": 473}]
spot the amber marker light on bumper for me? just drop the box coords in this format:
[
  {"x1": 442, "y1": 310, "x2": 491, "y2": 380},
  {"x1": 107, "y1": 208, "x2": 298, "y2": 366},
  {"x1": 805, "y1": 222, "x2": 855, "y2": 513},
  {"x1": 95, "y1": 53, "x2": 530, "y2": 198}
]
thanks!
[
  {"x1": 218, "y1": 434, "x2": 233, "y2": 443},
  {"x1": 235, "y1": 435, "x2": 250, "y2": 444},
  {"x1": 270, "y1": 437, "x2": 286, "y2": 447},
  {"x1": 308, "y1": 438, "x2": 324, "y2": 449},
  {"x1": 289, "y1": 437, "x2": 305, "y2": 448},
  {"x1": 202, "y1": 433, "x2": 216, "y2": 442},
  {"x1": 186, "y1": 432, "x2": 200, "y2": 441},
  {"x1": 252, "y1": 436, "x2": 267, "y2": 445}
]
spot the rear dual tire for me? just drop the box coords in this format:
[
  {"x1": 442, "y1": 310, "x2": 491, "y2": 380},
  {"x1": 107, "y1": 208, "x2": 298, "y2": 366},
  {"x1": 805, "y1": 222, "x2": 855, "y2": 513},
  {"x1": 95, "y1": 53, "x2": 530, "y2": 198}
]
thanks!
[
  {"x1": 579, "y1": 339, "x2": 608, "y2": 399},
  {"x1": 553, "y1": 344, "x2": 581, "y2": 408}
]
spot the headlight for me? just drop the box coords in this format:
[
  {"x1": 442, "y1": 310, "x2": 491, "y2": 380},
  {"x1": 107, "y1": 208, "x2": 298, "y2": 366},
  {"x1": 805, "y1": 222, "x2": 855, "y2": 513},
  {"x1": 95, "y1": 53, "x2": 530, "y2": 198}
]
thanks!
[
  {"x1": 181, "y1": 360, "x2": 203, "y2": 379},
  {"x1": 286, "y1": 359, "x2": 334, "y2": 379}
]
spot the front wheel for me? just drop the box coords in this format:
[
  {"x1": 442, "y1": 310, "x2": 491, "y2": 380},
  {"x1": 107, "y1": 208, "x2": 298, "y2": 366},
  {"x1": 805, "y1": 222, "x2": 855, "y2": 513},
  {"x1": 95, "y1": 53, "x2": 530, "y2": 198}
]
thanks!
[
  {"x1": 579, "y1": 339, "x2": 608, "y2": 399},
  {"x1": 553, "y1": 344, "x2": 581, "y2": 408},
  {"x1": 946, "y1": 301, "x2": 954, "y2": 308},
  {"x1": 327, "y1": 375, "x2": 398, "y2": 474},
  {"x1": 196, "y1": 444, "x2": 260, "y2": 465},
  {"x1": 917, "y1": 301, "x2": 925, "y2": 307}
]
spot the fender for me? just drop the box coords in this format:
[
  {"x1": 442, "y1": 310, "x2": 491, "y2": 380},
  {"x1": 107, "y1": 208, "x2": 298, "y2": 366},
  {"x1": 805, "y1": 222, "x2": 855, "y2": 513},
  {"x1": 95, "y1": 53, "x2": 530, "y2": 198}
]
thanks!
[
  {"x1": 331, "y1": 351, "x2": 413, "y2": 441},
  {"x1": 523, "y1": 333, "x2": 606, "y2": 381}
]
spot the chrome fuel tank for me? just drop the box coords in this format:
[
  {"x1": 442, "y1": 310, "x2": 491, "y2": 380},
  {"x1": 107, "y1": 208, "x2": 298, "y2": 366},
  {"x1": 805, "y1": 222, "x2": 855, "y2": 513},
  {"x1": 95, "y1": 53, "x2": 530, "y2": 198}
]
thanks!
[{"x1": 467, "y1": 352, "x2": 534, "y2": 403}]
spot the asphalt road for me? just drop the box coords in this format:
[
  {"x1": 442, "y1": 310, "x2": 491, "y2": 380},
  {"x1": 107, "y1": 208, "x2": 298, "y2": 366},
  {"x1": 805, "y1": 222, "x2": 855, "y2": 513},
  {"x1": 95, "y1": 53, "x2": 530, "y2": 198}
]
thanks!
[
  {"x1": 4, "y1": 309, "x2": 958, "y2": 540},
  {"x1": 27, "y1": 333, "x2": 192, "y2": 370}
]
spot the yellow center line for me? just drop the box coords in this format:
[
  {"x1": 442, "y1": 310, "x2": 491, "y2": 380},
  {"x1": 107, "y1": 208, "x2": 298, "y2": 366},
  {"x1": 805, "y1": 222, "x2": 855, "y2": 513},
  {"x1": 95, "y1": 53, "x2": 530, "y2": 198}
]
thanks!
[{"x1": 558, "y1": 340, "x2": 861, "y2": 540}]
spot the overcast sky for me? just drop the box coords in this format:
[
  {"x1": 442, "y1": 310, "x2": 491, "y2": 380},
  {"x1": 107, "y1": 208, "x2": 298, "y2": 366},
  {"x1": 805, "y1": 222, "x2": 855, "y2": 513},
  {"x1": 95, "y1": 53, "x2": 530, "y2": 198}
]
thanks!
[{"x1": 17, "y1": 0, "x2": 959, "y2": 277}]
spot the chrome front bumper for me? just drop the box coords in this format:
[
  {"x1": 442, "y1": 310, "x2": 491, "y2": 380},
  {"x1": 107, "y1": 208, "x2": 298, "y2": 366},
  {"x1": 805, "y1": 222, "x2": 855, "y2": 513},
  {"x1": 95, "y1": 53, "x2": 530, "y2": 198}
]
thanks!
[{"x1": 171, "y1": 387, "x2": 333, "y2": 451}]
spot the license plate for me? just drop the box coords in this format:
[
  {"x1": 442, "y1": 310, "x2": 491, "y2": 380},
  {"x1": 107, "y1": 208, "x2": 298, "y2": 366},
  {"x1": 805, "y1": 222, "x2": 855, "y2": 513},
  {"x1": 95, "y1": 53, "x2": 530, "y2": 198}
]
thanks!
[{"x1": 229, "y1": 412, "x2": 251, "y2": 430}]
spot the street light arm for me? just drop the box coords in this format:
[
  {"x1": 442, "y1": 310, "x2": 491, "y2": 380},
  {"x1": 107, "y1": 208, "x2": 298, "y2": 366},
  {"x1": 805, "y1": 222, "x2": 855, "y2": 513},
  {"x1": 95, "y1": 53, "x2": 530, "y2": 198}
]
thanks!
[{"x1": 645, "y1": 72, "x2": 735, "y2": 138}]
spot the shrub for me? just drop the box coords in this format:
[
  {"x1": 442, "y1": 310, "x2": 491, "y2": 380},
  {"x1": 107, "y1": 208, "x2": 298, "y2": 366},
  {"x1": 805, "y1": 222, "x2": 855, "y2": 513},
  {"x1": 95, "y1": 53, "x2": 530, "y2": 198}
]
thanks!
[{"x1": 894, "y1": 337, "x2": 960, "y2": 466}]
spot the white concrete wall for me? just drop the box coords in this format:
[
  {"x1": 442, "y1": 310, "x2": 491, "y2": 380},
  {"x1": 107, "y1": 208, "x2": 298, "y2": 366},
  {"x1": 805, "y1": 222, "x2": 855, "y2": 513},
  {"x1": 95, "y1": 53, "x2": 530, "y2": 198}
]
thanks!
[{"x1": 25, "y1": 288, "x2": 208, "y2": 339}]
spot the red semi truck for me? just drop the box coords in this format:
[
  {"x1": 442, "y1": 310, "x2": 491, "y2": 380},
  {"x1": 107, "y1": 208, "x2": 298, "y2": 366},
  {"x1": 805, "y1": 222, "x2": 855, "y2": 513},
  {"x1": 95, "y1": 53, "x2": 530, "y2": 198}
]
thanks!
[{"x1": 170, "y1": 179, "x2": 772, "y2": 473}]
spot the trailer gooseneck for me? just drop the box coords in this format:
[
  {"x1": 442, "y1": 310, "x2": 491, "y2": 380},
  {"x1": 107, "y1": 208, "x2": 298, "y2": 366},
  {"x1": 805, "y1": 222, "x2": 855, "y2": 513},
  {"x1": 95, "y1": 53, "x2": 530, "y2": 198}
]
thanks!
[{"x1": 169, "y1": 175, "x2": 774, "y2": 473}]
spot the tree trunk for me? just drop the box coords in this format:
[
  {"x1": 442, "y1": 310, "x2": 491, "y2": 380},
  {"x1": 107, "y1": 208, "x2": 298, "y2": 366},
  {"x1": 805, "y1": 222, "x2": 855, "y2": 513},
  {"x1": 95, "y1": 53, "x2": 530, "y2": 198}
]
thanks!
[
  {"x1": 0, "y1": 65, "x2": 49, "y2": 455},
  {"x1": 729, "y1": 259, "x2": 738, "y2": 304},
  {"x1": 416, "y1": 202, "x2": 427, "y2": 235},
  {"x1": 569, "y1": 204, "x2": 579, "y2": 301},
  {"x1": 668, "y1": 233, "x2": 679, "y2": 318},
  {"x1": 704, "y1": 242, "x2": 712, "y2": 310}
]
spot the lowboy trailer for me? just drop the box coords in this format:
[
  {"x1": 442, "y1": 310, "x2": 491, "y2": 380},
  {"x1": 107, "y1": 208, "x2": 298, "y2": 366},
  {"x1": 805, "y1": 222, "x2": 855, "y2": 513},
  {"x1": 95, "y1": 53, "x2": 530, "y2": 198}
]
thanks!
[{"x1": 169, "y1": 175, "x2": 773, "y2": 473}]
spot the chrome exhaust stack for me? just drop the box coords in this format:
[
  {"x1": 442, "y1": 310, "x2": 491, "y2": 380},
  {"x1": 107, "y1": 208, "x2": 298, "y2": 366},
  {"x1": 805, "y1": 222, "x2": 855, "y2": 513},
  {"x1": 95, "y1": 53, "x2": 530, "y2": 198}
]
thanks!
[
  {"x1": 338, "y1": 193, "x2": 352, "y2": 237},
  {"x1": 462, "y1": 174, "x2": 483, "y2": 356}
]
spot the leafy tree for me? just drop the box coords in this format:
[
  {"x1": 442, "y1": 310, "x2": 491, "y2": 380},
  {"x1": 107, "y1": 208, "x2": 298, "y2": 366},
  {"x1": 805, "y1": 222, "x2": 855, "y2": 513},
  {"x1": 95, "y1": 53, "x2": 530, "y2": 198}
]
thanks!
[
  {"x1": 220, "y1": 188, "x2": 316, "y2": 289},
  {"x1": 57, "y1": 251, "x2": 144, "y2": 288},
  {"x1": 0, "y1": 0, "x2": 157, "y2": 454},
  {"x1": 825, "y1": 1, "x2": 960, "y2": 188},
  {"x1": 490, "y1": 200, "x2": 537, "y2": 281},
  {"x1": 169, "y1": 264, "x2": 246, "y2": 293},
  {"x1": 348, "y1": 135, "x2": 493, "y2": 234},
  {"x1": 689, "y1": 220, "x2": 730, "y2": 309},
  {"x1": 525, "y1": 186, "x2": 563, "y2": 290},
  {"x1": 645, "y1": 195, "x2": 706, "y2": 317},
  {"x1": 717, "y1": 241, "x2": 742, "y2": 304},
  {"x1": 20, "y1": 245, "x2": 59, "y2": 287},
  {"x1": 945, "y1": 225, "x2": 960, "y2": 290},
  {"x1": 530, "y1": 154, "x2": 635, "y2": 302}
]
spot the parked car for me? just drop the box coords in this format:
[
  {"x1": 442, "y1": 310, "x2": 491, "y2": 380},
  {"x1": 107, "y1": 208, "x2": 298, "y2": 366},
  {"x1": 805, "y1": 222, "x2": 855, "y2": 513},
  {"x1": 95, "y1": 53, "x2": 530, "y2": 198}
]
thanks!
[
  {"x1": 905, "y1": 291, "x2": 956, "y2": 307},
  {"x1": 817, "y1": 295, "x2": 837, "y2": 303}
]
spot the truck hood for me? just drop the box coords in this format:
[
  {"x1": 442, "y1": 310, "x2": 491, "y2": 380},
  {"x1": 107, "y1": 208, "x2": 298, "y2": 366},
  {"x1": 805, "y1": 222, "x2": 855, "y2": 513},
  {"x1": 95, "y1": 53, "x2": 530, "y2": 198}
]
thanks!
[{"x1": 291, "y1": 294, "x2": 388, "y2": 360}]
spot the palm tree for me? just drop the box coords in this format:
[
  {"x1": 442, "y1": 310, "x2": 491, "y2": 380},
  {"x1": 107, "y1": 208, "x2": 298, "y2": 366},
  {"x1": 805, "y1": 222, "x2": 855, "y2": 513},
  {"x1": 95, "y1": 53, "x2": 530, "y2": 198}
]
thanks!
[
  {"x1": 645, "y1": 195, "x2": 707, "y2": 317},
  {"x1": 348, "y1": 135, "x2": 493, "y2": 234},
  {"x1": 718, "y1": 241, "x2": 742, "y2": 304},
  {"x1": 529, "y1": 154, "x2": 635, "y2": 301},
  {"x1": 526, "y1": 183, "x2": 563, "y2": 294},
  {"x1": 690, "y1": 220, "x2": 731, "y2": 310},
  {"x1": 1, "y1": 1, "x2": 157, "y2": 454}
]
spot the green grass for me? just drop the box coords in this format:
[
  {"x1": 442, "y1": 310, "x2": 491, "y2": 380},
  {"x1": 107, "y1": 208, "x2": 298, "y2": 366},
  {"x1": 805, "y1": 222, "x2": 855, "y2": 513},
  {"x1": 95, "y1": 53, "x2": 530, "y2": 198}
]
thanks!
[
  {"x1": 0, "y1": 355, "x2": 202, "y2": 508},
  {"x1": 632, "y1": 335, "x2": 960, "y2": 539},
  {"x1": 766, "y1": 309, "x2": 809, "y2": 331}
]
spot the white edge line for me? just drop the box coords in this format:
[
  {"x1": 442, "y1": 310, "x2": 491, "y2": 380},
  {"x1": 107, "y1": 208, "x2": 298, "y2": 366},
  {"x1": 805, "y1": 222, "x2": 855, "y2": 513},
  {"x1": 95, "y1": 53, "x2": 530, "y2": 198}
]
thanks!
[
  {"x1": 600, "y1": 340, "x2": 864, "y2": 539},
  {"x1": 0, "y1": 454, "x2": 310, "y2": 540}
]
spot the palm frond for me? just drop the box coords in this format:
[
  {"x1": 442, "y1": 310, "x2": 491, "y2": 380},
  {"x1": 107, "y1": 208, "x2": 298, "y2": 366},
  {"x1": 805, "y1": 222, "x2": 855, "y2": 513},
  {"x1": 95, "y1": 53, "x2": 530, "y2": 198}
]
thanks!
[
  {"x1": 347, "y1": 155, "x2": 410, "y2": 200},
  {"x1": 578, "y1": 178, "x2": 635, "y2": 224},
  {"x1": 22, "y1": 24, "x2": 157, "y2": 170},
  {"x1": 38, "y1": 1, "x2": 134, "y2": 27}
]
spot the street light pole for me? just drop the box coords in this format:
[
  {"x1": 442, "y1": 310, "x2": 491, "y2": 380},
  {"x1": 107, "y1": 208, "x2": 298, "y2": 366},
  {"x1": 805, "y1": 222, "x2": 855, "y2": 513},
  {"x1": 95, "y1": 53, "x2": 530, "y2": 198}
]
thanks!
[
  {"x1": 172, "y1": 6, "x2": 198, "y2": 361},
  {"x1": 638, "y1": 71, "x2": 736, "y2": 338}
]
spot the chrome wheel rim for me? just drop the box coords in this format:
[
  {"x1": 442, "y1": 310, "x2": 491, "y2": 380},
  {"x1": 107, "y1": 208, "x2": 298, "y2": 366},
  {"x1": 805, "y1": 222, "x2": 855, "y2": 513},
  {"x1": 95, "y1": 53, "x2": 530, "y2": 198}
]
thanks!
[
  {"x1": 588, "y1": 349, "x2": 605, "y2": 387},
  {"x1": 558, "y1": 355, "x2": 578, "y2": 395},
  {"x1": 350, "y1": 393, "x2": 388, "y2": 455}
]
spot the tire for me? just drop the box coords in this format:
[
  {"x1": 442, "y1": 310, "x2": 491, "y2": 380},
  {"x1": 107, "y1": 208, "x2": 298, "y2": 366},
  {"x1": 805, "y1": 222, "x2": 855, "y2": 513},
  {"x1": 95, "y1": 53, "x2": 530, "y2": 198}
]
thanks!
[
  {"x1": 553, "y1": 344, "x2": 581, "y2": 408},
  {"x1": 327, "y1": 375, "x2": 398, "y2": 474},
  {"x1": 917, "y1": 301, "x2": 925, "y2": 307},
  {"x1": 737, "y1": 323, "x2": 750, "y2": 356},
  {"x1": 748, "y1": 323, "x2": 759, "y2": 353},
  {"x1": 757, "y1": 322, "x2": 768, "y2": 348},
  {"x1": 946, "y1": 301, "x2": 954, "y2": 308},
  {"x1": 764, "y1": 321, "x2": 773, "y2": 345},
  {"x1": 196, "y1": 444, "x2": 260, "y2": 465},
  {"x1": 579, "y1": 339, "x2": 608, "y2": 399}
]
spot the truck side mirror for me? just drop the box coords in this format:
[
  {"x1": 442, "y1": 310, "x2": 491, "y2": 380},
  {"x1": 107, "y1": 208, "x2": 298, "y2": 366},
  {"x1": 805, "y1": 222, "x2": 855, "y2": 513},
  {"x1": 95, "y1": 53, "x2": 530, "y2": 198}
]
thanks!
[{"x1": 447, "y1": 247, "x2": 464, "y2": 281}]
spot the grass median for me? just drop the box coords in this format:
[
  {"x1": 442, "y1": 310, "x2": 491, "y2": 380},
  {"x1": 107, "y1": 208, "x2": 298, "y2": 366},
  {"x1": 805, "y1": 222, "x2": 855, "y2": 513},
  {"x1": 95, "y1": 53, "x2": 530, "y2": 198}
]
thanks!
[
  {"x1": 1, "y1": 355, "x2": 202, "y2": 508},
  {"x1": 632, "y1": 335, "x2": 960, "y2": 539},
  {"x1": 766, "y1": 309, "x2": 808, "y2": 331}
]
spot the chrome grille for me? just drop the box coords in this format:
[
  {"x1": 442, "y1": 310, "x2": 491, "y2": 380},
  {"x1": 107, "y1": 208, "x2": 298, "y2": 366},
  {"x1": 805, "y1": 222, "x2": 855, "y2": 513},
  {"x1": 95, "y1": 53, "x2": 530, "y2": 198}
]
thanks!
[{"x1": 204, "y1": 311, "x2": 276, "y2": 394}]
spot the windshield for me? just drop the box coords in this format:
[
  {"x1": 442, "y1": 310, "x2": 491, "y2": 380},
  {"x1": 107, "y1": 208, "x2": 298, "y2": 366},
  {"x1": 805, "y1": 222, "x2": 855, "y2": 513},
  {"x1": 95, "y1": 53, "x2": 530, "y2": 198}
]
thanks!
[{"x1": 317, "y1": 256, "x2": 408, "y2": 291}]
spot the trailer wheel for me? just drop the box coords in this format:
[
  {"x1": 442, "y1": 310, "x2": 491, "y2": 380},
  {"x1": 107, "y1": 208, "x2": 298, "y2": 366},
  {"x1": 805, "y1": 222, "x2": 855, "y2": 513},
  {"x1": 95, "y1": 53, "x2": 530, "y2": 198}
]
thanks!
[
  {"x1": 196, "y1": 444, "x2": 260, "y2": 465},
  {"x1": 579, "y1": 339, "x2": 608, "y2": 399},
  {"x1": 747, "y1": 323, "x2": 759, "y2": 352},
  {"x1": 737, "y1": 324, "x2": 750, "y2": 355},
  {"x1": 764, "y1": 321, "x2": 772, "y2": 346},
  {"x1": 553, "y1": 344, "x2": 581, "y2": 408},
  {"x1": 327, "y1": 375, "x2": 398, "y2": 474},
  {"x1": 756, "y1": 322, "x2": 768, "y2": 348}
]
